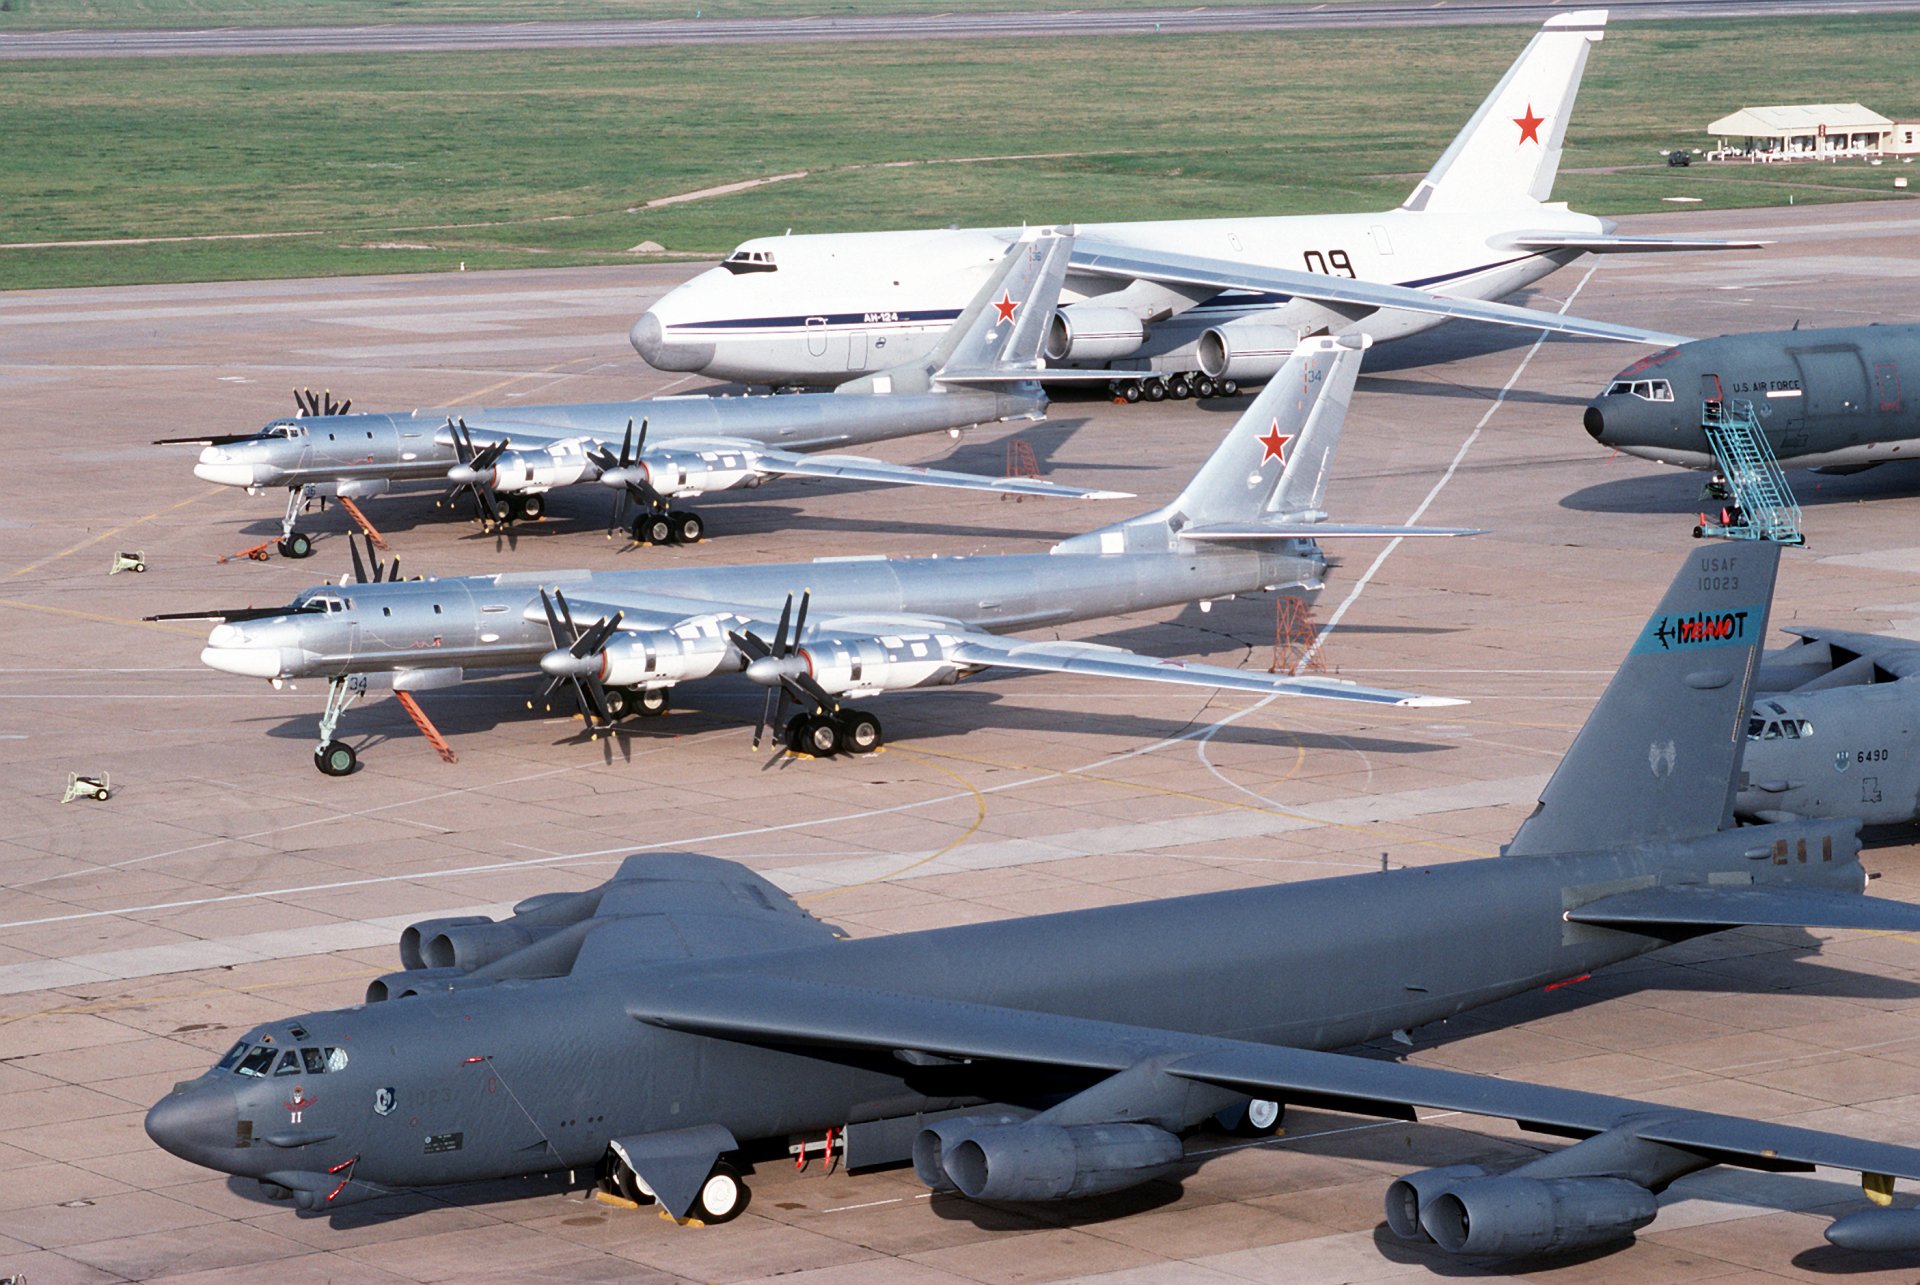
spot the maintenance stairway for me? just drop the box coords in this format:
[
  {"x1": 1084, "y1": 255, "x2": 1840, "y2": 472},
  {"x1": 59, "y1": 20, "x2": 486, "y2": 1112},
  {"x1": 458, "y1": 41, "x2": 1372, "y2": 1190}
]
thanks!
[{"x1": 1695, "y1": 398, "x2": 1805, "y2": 546}]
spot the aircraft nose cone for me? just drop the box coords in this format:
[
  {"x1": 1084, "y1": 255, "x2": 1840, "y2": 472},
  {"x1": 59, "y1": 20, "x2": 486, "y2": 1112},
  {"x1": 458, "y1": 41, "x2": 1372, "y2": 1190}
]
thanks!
[
  {"x1": 1583, "y1": 404, "x2": 1606, "y2": 441},
  {"x1": 145, "y1": 1083, "x2": 236, "y2": 1168},
  {"x1": 630, "y1": 311, "x2": 716, "y2": 373},
  {"x1": 194, "y1": 446, "x2": 260, "y2": 487}
]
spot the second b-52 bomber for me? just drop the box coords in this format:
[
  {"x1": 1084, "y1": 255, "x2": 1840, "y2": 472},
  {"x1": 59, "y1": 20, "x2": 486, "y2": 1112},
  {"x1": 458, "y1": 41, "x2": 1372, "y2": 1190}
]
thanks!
[
  {"x1": 147, "y1": 541, "x2": 1920, "y2": 1264},
  {"x1": 1585, "y1": 322, "x2": 1917, "y2": 474},
  {"x1": 166, "y1": 230, "x2": 1125, "y2": 559},
  {"x1": 163, "y1": 336, "x2": 1471, "y2": 776}
]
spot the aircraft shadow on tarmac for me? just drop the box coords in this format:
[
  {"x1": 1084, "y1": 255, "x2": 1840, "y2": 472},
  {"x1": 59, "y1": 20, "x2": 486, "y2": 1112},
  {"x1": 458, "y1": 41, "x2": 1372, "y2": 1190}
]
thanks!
[{"x1": 1562, "y1": 459, "x2": 1920, "y2": 516}]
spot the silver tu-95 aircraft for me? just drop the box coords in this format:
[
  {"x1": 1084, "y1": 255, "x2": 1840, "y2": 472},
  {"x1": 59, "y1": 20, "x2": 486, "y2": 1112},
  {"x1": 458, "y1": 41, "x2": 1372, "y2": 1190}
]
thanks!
[
  {"x1": 163, "y1": 336, "x2": 1472, "y2": 776},
  {"x1": 147, "y1": 541, "x2": 1920, "y2": 1262},
  {"x1": 165, "y1": 230, "x2": 1124, "y2": 558}
]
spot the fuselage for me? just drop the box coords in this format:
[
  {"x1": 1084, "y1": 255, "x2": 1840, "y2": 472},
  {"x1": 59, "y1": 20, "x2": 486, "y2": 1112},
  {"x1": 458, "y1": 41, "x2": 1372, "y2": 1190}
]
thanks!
[
  {"x1": 1739, "y1": 686, "x2": 1920, "y2": 826},
  {"x1": 1585, "y1": 324, "x2": 1920, "y2": 470},
  {"x1": 200, "y1": 541, "x2": 1318, "y2": 683},
  {"x1": 635, "y1": 208, "x2": 1598, "y2": 386},
  {"x1": 147, "y1": 820, "x2": 1864, "y2": 1195}
]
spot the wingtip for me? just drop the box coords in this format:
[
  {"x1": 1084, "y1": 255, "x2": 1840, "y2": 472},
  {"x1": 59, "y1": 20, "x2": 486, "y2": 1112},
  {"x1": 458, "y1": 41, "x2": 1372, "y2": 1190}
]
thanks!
[{"x1": 1400, "y1": 696, "x2": 1470, "y2": 708}]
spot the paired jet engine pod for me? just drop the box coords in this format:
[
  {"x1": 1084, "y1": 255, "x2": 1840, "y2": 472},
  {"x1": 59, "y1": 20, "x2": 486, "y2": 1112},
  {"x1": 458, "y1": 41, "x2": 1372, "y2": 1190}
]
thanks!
[
  {"x1": 398, "y1": 916, "x2": 491, "y2": 970},
  {"x1": 365, "y1": 965, "x2": 467, "y2": 1003},
  {"x1": 1044, "y1": 306, "x2": 1148, "y2": 363},
  {"x1": 1197, "y1": 321, "x2": 1301, "y2": 384},
  {"x1": 420, "y1": 920, "x2": 540, "y2": 972},
  {"x1": 799, "y1": 632, "x2": 966, "y2": 697},
  {"x1": 914, "y1": 1118, "x2": 1183, "y2": 1202},
  {"x1": 1391, "y1": 1170, "x2": 1658, "y2": 1256}
]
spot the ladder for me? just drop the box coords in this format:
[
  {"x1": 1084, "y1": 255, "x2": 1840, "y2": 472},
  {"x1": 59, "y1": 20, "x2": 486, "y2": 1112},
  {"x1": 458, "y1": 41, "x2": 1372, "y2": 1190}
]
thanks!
[{"x1": 1696, "y1": 399, "x2": 1804, "y2": 546}]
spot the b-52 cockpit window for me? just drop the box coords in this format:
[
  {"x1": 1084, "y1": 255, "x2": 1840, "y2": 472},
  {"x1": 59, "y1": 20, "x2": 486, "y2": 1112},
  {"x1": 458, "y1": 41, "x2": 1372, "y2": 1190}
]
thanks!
[
  {"x1": 1604, "y1": 379, "x2": 1675, "y2": 403},
  {"x1": 226, "y1": 1043, "x2": 347, "y2": 1076},
  {"x1": 215, "y1": 1041, "x2": 249, "y2": 1072},
  {"x1": 235, "y1": 1046, "x2": 278, "y2": 1077}
]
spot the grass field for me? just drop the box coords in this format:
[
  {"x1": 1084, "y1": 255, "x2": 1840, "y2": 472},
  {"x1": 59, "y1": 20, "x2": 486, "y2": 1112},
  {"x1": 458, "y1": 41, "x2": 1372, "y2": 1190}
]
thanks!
[{"x1": 4, "y1": 15, "x2": 1917, "y2": 291}]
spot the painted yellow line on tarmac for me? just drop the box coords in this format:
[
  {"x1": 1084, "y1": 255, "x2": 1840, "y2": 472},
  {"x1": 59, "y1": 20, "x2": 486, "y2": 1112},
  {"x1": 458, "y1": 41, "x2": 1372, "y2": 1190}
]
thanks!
[
  {"x1": 8, "y1": 485, "x2": 220, "y2": 579},
  {"x1": 800, "y1": 744, "x2": 988, "y2": 902},
  {"x1": 0, "y1": 596, "x2": 204, "y2": 638}
]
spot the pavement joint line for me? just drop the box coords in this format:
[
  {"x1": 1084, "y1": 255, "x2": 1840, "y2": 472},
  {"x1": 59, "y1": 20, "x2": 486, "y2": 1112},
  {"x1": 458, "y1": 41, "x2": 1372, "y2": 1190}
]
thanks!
[{"x1": 6, "y1": 485, "x2": 221, "y2": 579}]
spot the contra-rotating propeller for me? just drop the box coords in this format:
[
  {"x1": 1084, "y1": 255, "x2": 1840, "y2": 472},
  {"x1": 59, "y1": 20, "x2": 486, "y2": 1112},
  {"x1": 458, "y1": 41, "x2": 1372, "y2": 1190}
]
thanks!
[
  {"x1": 294, "y1": 387, "x2": 351, "y2": 417},
  {"x1": 726, "y1": 591, "x2": 836, "y2": 750},
  {"x1": 442, "y1": 417, "x2": 510, "y2": 528},
  {"x1": 344, "y1": 530, "x2": 403, "y2": 585},
  {"x1": 585, "y1": 417, "x2": 666, "y2": 537},
  {"x1": 533, "y1": 588, "x2": 625, "y2": 735}
]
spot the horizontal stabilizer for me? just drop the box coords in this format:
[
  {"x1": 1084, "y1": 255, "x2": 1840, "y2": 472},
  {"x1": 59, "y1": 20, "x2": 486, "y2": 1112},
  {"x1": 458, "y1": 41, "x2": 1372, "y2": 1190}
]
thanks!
[
  {"x1": 1499, "y1": 232, "x2": 1770, "y2": 254},
  {"x1": 1181, "y1": 521, "x2": 1484, "y2": 542},
  {"x1": 1567, "y1": 884, "x2": 1920, "y2": 933}
]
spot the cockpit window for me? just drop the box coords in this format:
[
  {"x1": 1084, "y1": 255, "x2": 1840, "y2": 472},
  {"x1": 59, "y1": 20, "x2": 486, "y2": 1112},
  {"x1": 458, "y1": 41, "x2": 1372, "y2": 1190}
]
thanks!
[
  {"x1": 326, "y1": 1047, "x2": 349, "y2": 1072},
  {"x1": 216, "y1": 1041, "x2": 249, "y2": 1072},
  {"x1": 273, "y1": 1049, "x2": 303, "y2": 1075},
  {"x1": 721, "y1": 248, "x2": 778, "y2": 275},
  {"x1": 1605, "y1": 379, "x2": 1674, "y2": 403},
  {"x1": 265, "y1": 423, "x2": 307, "y2": 440},
  {"x1": 236, "y1": 1046, "x2": 277, "y2": 1077},
  {"x1": 301, "y1": 1047, "x2": 328, "y2": 1074}
]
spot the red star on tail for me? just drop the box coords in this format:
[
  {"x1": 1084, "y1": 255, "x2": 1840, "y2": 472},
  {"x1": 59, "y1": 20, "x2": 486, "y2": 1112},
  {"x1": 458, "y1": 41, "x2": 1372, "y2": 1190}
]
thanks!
[
  {"x1": 1513, "y1": 103, "x2": 1544, "y2": 145},
  {"x1": 1257, "y1": 423, "x2": 1293, "y2": 465},
  {"x1": 993, "y1": 291, "x2": 1020, "y2": 325}
]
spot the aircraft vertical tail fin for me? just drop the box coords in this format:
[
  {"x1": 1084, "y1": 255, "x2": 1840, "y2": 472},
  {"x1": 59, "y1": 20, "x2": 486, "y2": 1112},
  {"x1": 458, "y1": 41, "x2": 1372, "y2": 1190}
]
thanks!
[
  {"x1": 1504, "y1": 542, "x2": 1781, "y2": 857},
  {"x1": 1402, "y1": 10, "x2": 1606, "y2": 214}
]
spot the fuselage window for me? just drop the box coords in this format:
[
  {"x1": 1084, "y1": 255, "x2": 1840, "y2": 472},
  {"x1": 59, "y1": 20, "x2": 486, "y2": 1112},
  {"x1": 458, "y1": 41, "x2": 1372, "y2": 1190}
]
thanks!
[
  {"x1": 382, "y1": 607, "x2": 392, "y2": 617},
  {"x1": 433, "y1": 604, "x2": 443, "y2": 614}
]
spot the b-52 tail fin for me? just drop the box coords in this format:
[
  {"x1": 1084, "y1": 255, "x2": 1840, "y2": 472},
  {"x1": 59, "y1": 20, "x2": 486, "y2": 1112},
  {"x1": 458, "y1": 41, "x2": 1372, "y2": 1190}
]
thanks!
[
  {"x1": 1504, "y1": 541, "x2": 1780, "y2": 857},
  {"x1": 1402, "y1": 9, "x2": 1605, "y2": 214}
]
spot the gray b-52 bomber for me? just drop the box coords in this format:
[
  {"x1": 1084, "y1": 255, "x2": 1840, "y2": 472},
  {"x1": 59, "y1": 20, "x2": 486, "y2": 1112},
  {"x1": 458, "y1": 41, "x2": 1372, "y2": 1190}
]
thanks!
[
  {"x1": 164, "y1": 336, "x2": 1472, "y2": 777},
  {"x1": 164, "y1": 229, "x2": 1125, "y2": 558},
  {"x1": 1584, "y1": 322, "x2": 1916, "y2": 473},
  {"x1": 147, "y1": 540, "x2": 1920, "y2": 1263},
  {"x1": 1739, "y1": 627, "x2": 1920, "y2": 827}
]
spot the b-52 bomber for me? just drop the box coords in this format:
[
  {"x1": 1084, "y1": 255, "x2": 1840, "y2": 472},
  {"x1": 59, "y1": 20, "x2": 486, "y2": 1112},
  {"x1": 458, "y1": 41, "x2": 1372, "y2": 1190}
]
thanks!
[
  {"x1": 148, "y1": 541, "x2": 1920, "y2": 1264},
  {"x1": 162, "y1": 335, "x2": 1470, "y2": 776},
  {"x1": 165, "y1": 229, "x2": 1125, "y2": 559},
  {"x1": 1585, "y1": 322, "x2": 1917, "y2": 474}
]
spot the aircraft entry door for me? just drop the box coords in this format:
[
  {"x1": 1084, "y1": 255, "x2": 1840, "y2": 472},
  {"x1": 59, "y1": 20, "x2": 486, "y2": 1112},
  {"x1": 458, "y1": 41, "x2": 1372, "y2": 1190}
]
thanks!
[{"x1": 805, "y1": 316, "x2": 828, "y2": 359}]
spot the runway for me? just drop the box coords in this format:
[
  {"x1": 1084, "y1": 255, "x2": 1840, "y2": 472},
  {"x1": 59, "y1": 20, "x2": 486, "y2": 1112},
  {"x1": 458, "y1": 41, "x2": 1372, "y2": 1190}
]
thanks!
[
  {"x1": 6, "y1": 0, "x2": 1920, "y2": 59},
  {"x1": 4, "y1": 200, "x2": 1920, "y2": 1280}
]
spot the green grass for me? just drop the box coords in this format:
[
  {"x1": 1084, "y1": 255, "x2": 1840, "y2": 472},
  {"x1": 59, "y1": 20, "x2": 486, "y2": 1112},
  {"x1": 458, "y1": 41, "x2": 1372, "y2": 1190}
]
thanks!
[{"x1": 4, "y1": 15, "x2": 1917, "y2": 291}]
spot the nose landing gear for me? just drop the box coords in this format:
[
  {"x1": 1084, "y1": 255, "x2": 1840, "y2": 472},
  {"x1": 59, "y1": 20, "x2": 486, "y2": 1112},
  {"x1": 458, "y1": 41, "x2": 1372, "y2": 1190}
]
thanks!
[{"x1": 312, "y1": 675, "x2": 367, "y2": 776}]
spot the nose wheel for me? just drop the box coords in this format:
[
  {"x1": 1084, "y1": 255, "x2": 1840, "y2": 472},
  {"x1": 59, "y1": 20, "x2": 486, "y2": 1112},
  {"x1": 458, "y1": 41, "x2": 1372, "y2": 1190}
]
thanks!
[
  {"x1": 315, "y1": 741, "x2": 357, "y2": 776},
  {"x1": 311, "y1": 675, "x2": 366, "y2": 776}
]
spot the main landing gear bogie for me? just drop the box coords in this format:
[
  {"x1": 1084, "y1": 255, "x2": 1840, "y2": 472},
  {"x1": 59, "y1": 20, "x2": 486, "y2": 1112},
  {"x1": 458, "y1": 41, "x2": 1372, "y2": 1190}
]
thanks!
[
  {"x1": 632, "y1": 509, "x2": 703, "y2": 546},
  {"x1": 785, "y1": 708, "x2": 884, "y2": 758},
  {"x1": 1108, "y1": 373, "x2": 1239, "y2": 404},
  {"x1": 597, "y1": 1149, "x2": 749, "y2": 1225}
]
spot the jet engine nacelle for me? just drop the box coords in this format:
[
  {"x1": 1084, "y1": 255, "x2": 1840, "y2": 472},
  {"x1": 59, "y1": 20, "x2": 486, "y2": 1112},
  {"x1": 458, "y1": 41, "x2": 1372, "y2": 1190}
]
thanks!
[
  {"x1": 1417, "y1": 1174, "x2": 1658, "y2": 1256},
  {"x1": 800, "y1": 632, "x2": 965, "y2": 697},
  {"x1": 491, "y1": 446, "x2": 596, "y2": 494},
  {"x1": 914, "y1": 1118, "x2": 1183, "y2": 1202},
  {"x1": 1197, "y1": 320, "x2": 1297, "y2": 382},
  {"x1": 1044, "y1": 306, "x2": 1147, "y2": 363},
  {"x1": 1383, "y1": 1163, "x2": 1486, "y2": 1241},
  {"x1": 598, "y1": 624, "x2": 738, "y2": 687},
  {"x1": 638, "y1": 447, "x2": 762, "y2": 497},
  {"x1": 365, "y1": 966, "x2": 470, "y2": 1002},
  {"x1": 420, "y1": 920, "x2": 538, "y2": 972},
  {"x1": 399, "y1": 915, "x2": 490, "y2": 970}
]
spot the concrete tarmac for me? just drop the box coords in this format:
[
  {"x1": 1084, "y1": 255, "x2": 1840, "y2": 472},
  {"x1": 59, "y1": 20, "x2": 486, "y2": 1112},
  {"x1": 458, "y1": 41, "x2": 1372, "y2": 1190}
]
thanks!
[
  {"x1": 5, "y1": 200, "x2": 1920, "y2": 1281},
  {"x1": 7, "y1": 0, "x2": 1920, "y2": 59}
]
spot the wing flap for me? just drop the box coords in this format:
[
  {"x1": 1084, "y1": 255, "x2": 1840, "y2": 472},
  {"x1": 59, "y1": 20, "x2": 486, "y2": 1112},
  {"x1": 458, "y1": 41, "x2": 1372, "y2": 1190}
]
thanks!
[
  {"x1": 749, "y1": 449, "x2": 1133, "y2": 500},
  {"x1": 1180, "y1": 521, "x2": 1485, "y2": 542},
  {"x1": 1499, "y1": 233, "x2": 1771, "y2": 254}
]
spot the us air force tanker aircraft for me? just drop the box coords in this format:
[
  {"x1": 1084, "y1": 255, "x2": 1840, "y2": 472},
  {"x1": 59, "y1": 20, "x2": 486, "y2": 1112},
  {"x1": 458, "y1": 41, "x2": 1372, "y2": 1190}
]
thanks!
[
  {"x1": 170, "y1": 231, "x2": 1123, "y2": 559},
  {"x1": 633, "y1": 11, "x2": 1756, "y2": 393},
  {"x1": 1739, "y1": 628, "x2": 1920, "y2": 827},
  {"x1": 1586, "y1": 322, "x2": 1919, "y2": 473},
  {"x1": 148, "y1": 541, "x2": 1920, "y2": 1263},
  {"x1": 165, "y1": 336, "x2": 1471, "y2": 776}
]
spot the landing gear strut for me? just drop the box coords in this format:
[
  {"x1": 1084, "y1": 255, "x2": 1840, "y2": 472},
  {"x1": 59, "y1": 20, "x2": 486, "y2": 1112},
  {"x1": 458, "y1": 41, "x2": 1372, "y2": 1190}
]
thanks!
[
  {"x1": 313, "y1": 674, "x2": 366, "y2": 776},
  {"x1": 277, "y1": 485, "x2": 319, "y2": 559}
]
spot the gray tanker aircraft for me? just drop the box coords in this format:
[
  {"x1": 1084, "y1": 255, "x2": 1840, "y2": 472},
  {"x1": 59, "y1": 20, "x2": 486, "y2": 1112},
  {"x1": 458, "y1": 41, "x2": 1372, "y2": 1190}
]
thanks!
[
  {"x1": 166, "y1": 230, "x2": 1124, "y2": 559},
  {"x1": 161, "y1": 336, "x2": 1471, "y2": 777},
  {"x1": 1585, "y1": 322, "x2": 1918, "y2": 473},
  {"x1": 1739, "y1": 627, "x2": 1920, "y2": 827},
  {"x1": 147, "y1": 541, "x2": 1920, "y2": 1263},
  {"x1": 633, "y1": 11, "x2": 1757, "y2": 393}
]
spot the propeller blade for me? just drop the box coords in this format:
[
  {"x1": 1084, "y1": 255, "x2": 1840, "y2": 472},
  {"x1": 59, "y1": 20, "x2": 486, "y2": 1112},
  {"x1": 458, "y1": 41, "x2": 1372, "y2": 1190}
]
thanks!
[
  {"x1": 349, "y1": 534, "x2": 369, "y2": 585},
  {"x1": 555, "y1": 589, "x2": 581, "y2": 645},
  {"x1": 770, "y1": 593, "x2": 795, "y2": 657},
  {"x1": 540, "y1": 589, "x2": 564, "y2": 643},
  {"x1": 790, "y1": 590, "x2": 811, "y2": 654},
  {"x1": 753, "y1": 685, "x2": 776, "y2": 750},
  {"x1": 635, "y1": 416, "x2": 649, "y2": 456},
  {"x1": 620, "y1": 418, "x2": 634, "y2": 468}
]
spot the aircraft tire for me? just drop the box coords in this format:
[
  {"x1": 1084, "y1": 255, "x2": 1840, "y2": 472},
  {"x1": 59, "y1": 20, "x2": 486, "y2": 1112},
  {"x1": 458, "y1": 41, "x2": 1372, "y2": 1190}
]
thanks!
[
  {"x1": 838, "y1": 710, "x2": 883, "y2": 754},
  {"x1": 1193, "y1": 376, "x2": 1217, "y2": 399},
  {"x1": 1143, "y1": 380, "x2": 1167, "y2": 402},
  {"x1": 600, "y1": 686, "x2": 630, "y2": 720},
  {"x1": 1168, "y1": 374, "x2": 1191, "y2": 399},
  {"x1": 1122, "y1": 383, "x2": 1143, "y2": 403},
  {"x1": 280, "y1": 532, "x2": 314, "y2": 559},
  {"x1": 1220, "y1": 380, "x2": 1240, "y2": 397},
  {"x1": 315, "y1": 740, "x2": 357, "y2": 777},
  {"x1": 614, "y1": 1161, "x2": 656, "y2": 1206},
  {"x1": 519, "y1": 494, "x2": 546, "y2": 521},
  {"x1": 692, "y1": 1161, "x2": 749, "y2": 1224},
  {"x1": 636, "y1": 514, "x2": 673, "y2": 546},
  {"x1": 797, "y1": 714, "x2": 841, "y2": 757},
  {"x1": 1215, "y1": 1098, "x2": 1285, "y2": 1136},
  {"x1": 635, "y1": 687, "x2": 670, "y2": 717},
  {"x1": 669, "y1": 511, "x2": 704, "y2": 544}
]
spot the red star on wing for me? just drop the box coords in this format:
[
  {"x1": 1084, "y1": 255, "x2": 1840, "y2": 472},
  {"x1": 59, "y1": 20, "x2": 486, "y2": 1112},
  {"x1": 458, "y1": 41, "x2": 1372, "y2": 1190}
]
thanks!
[
  {"x1": 1513, "y1": 103, "x2": 1544, "y2": 145},
  {"x1": 1257, "y1": 422, "x2": 1293, "y2": 465},
  {"x1": 993, "y1": 291, "x2": 1020, "y2": 325}
]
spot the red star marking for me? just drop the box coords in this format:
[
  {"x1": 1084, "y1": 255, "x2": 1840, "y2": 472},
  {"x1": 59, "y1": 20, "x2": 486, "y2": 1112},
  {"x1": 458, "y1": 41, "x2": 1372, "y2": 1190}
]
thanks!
[
  {"x1": 1513, "y1": 103, "x2": 1544, "y2": 145},
  {"x1": 993, "y1": 291, "x2": 1020, "y2": 325},
  {"x1": 1257, "y1": 422, "x2": 1293, "y2": 465}
]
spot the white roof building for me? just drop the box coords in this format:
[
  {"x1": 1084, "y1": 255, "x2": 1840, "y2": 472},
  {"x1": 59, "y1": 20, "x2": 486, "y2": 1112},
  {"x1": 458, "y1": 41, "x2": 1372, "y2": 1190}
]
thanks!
[{"x1": 1708, "y1": 104, "x2": 1896, "y2": 157}]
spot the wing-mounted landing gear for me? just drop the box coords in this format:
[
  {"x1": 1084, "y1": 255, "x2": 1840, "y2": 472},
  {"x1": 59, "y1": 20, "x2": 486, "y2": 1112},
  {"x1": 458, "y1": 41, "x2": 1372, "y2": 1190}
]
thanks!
[
  {"x1": 314, "y1": 675, "x2": 367, "y2": 776},
  {"x1": 602, "y1": 1126, "x2": 748, "y2": 1226},
  {"x1": 1108, "y1": 373, "x2": 1238, "y2": 404},
  {"x1": 729, "y1": 592, "x2": 884, "y2": 758},
  {"x1": 589, "y1": 419, "x2": 707, "y2": 547}
]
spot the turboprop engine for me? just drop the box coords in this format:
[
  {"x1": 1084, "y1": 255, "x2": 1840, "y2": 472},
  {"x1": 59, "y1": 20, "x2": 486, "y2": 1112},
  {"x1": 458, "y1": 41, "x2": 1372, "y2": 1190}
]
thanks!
[
  {"x1": 913, "y1": 1117, "x2": 1183, "y2": 1201},
  {"x1": 798, "y1": 631, "x2": 966, "y2": 697},
  {"x1": 629, "y1": 447, "x2": 762, "y2": 498},
  {"x1": 1044, "y1": 306, "x2": 1147, "y2": 363},
  {"x1": 486, "y1": 444, "x2": 596, "y2": 494},
  {"x1": 595, "y1": 620, "x2": 741, "y2": 687}
]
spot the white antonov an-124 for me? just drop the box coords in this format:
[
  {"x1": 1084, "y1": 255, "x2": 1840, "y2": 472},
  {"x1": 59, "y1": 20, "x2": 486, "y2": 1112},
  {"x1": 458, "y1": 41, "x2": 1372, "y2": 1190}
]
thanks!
[{"x1": 633, "y1": 10, "x2": 1756, "y2": 394}]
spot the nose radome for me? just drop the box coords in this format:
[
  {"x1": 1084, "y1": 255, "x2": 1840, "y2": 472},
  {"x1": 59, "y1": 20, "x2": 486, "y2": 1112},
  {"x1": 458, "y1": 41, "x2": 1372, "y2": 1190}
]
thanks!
[
  {"x1": 145, "y1": 1084, "x2": 237, "y2": 1168},
  {"x1": 630, "y1": 311, "x2": 716, "y2": 373},
  {"x1": 1583, "y1": 405, "x2": 1606, "y2": 441}
]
